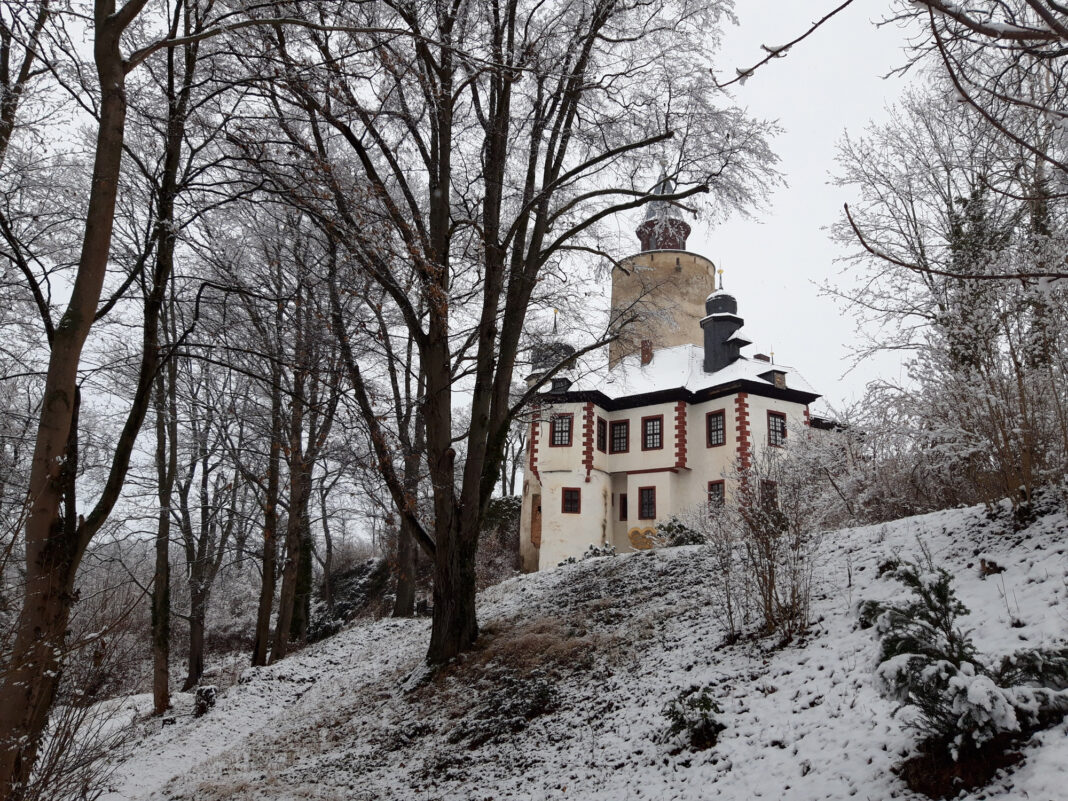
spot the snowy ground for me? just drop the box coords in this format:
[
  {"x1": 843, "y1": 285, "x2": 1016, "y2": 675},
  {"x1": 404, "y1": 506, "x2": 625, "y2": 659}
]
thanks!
[{"x1": 100, "y1": 502, "x2": 1068, "y2": 800}]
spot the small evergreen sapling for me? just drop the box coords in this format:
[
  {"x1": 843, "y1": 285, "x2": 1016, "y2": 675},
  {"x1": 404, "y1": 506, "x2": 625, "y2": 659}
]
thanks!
[
  {"x1": 861, "y1": 560, "x2": 1068, "y2": 770},
  {"x1": 662, "y1": 685, "x2": 726, "y2": 751}
]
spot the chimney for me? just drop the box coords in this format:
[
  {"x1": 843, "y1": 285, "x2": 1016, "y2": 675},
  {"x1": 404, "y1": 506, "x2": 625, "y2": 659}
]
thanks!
[
  {"x1": 700, "y1": 293, "x2": 752, "y2": 373},
  {"x1": 754, "y1": 353, "x2": 770, "y2": 363},
  {"x1": 640, "y1": 339, "x2": 653, "y2": 366}
]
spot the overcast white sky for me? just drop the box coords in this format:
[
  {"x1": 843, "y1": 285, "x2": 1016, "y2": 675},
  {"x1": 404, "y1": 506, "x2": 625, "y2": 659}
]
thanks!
[{"x1": 688, "y1": 1, "x2": 917, "y2": 413}]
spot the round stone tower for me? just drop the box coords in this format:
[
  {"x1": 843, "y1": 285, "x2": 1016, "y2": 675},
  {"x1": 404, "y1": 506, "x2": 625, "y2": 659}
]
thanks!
[{"x1": 609, "y1": 174, "x2": 718, "y2": 366}]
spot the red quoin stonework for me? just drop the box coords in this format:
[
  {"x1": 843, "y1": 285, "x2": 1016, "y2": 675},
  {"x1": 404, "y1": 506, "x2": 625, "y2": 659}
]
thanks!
[
  {"x1": 529, "y1": 408, "x2": 541, "y2": 481},
  {"x1": 674, "y1": 400, "x2": 688, "y2": 469},
  {"x1": 582, "y1": 402, "x2": 595, "y2": 482},
  {"x1": 804, "y1": 405, "x2": 811, "y2": 426},
  {"x1": 734, "y1": 393, "x2": 751, "y2": 470}
]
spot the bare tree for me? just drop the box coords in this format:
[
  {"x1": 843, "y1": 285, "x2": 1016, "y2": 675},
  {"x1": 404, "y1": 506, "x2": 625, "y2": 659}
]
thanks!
[{"x1": 236, "y1": 0, "x2": 777, "y2": 665}]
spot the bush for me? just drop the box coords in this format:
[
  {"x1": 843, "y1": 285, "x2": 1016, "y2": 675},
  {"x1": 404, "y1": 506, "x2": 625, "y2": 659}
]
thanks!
[
  {"x1": 652, "y1": 515, "x2": 705, "y2": 547},
  {"x1": 557, "y1": 542, "x2": 616, "y2": 567},
  {"x1": 662, "y1": 685, "x2": 726, "y2": 751},
  {"x1": 862, "y1": 559, "x2": 1068, "y2": 796},
  {"x1": 449, "y1": 668, "x2": 557, "y2": 749}
]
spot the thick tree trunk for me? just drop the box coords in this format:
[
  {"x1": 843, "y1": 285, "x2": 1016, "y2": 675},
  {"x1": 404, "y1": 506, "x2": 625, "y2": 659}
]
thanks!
[
  {"x1": 427, "y1": 519, "x2": 479, "y2": 662},
  {"x1": 151, "y1": 367, "x2": 174, "y2": 715},
  {"x1": 0, "y1": 15, "x2": 134, "y2": 795},
  {"x1": 292, "y1": 521, "x2": 313, "y2": 642},
  {"x1": 182, "y1": 595, "x2": 207, "y2": 691},
  {"x1": 251, "y1": 360, "x2": 283, "y2": 666},
  {"x1": 392, "y1": 520, "x2": 416, "y2": 618},
  {"x1": 271, "y1": 461, "x2": 310, "y2": 661}
]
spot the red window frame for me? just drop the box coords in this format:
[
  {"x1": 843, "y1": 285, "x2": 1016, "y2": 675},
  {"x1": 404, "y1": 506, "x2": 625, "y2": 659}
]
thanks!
[
  {"x1": 549, "y1": 413, "x2": 574, "y2": 447},
  {"x1": 638, "y1": 486, "x2": 656, "y2": 520},
  {"x1": 768, "y1": 411, "x2": 787, "y2": 447},
  {"x1": 641, "y1": 414, "x2": 664, "y2": 451},
  {"x1": 561, "y1": 487, "x2": 581, "y2": 514},
  {"x1": 706, "y1": 409, "x2": 726, "y2": 447},
  {"x1": 619, "y1": 492, "x2": 628, "y2": 521},
  {"x1": 596, "y1": 417, "x2": 607, "y2": 453},
  {"x1": 609, "y1": 420, "x2": 629, "y2": 454},
  {"x1": 707, "y1": 480, "x2": 725, "y2": 508}
]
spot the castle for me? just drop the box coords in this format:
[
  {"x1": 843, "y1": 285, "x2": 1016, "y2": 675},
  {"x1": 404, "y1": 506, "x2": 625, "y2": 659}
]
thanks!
[{"x1": 518, "y1": 178, "x2": 821, "y2": 571}]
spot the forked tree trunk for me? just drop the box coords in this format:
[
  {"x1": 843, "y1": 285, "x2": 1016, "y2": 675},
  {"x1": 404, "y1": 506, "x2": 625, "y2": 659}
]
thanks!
[
  {"x1": 0, "y1": 13, "x2": 136, "y2": 795},
  {"x1": 271, "y1": 461, "x2": 310, "y2": 661}
]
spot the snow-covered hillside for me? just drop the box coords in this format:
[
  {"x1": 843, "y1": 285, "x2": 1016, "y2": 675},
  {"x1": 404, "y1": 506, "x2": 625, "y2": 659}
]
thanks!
[{"x1": 101, "y1": 502, "x2": 1068, "y2": 800}]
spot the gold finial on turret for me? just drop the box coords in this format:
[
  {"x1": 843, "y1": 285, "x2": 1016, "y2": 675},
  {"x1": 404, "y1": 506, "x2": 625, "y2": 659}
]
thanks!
[{"x1": 717, "y1": 268, "x2": 724, "y2": 291}]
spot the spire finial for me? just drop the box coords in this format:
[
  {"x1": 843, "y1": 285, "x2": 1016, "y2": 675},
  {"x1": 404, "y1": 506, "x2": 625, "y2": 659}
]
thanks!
[
  {"x1": 552, "y1": 308, "x2": 558, "y2": 334},
  {"x1": 717, "y1": 268, "x2": 724, "y2": 291}
]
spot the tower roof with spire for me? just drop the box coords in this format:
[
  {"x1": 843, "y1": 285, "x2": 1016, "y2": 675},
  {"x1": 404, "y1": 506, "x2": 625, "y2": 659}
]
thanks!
[
  {"x1": 643, "y1": 173, "x2": 684, "y2": 222},
  {"x1": 636, "y1": 171, "x2": 691, "y2": 252}
]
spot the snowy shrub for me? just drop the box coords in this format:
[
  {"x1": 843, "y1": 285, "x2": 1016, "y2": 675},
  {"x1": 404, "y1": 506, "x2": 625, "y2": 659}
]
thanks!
[
  {"x1": 864, "y1": 560, "x2": 1068, "y2": 771},
  {"x1": 557, "y1": 543, "x2": 616, "y2": 567},
  {"x1": 194, "y1": 685, "x2": 218, "y2": 718},
  {"x1": 652, "y1": 515, "x2": 705, "y2": 547},
  {"x1": 583, "y1": 542, "x2": 617, "y2": 560},
  {"x1": 449, "y1": 668, "x2": 557, "y2": 749},
  {"x1": 662, "y1": 685, "x2": 726, "y2": 751}
]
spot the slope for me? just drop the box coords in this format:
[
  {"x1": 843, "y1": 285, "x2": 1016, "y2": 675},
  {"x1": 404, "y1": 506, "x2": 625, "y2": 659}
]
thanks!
[{"x1": 101, "y1": 500, "x2": 1068, "y2": 800}]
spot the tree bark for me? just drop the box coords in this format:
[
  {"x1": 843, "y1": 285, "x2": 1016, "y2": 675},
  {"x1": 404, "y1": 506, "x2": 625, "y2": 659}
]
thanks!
[
  {"x1": 0, "y1": 6, "x2": 144, "y2": 793},
  {"x1": 182, "y1": 594, "x2": 207, "y2": 691},
  {"x1": 251, "y1": 367, "x2": 282, "y2": 667}
]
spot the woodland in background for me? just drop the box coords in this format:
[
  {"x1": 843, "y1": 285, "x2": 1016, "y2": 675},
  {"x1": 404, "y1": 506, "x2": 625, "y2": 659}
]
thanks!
[{"x1": 2, "y1": 2, "x2": 1068, "y2": 801}]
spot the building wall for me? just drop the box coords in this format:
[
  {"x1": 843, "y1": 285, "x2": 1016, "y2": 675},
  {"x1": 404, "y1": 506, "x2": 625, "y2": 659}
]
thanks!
[
  {"x1": 609, "y1": 250, "x2": 717, "y2": 365},
  {"x1": 520, "y1": 392, "x2": 812, "y2": 570}
]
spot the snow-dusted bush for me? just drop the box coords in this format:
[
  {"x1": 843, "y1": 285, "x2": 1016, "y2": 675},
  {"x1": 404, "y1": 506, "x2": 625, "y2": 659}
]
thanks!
[
  {"x1": 651, "y1": 515, "x2": 705, "y2": 548},
  {"x1": 448, "y1": 668, "x2": 557, "y2": 749},
  {"x1": 662, "y1": 685, "x2": 726, "y2": 751},
  {"x1": 864, "y1": 560, "x2": 1068, "y2": 766},
  {"x1": 557, "y1": 542, "x2": 616, "y2": 566}
]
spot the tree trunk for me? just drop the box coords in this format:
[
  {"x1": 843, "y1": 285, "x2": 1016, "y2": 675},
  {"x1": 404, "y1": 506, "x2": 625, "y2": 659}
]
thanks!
[
  {"x1": 182, "y1": 594, "x2": 207, "y2": 691},
  {"x1": 392, "y1": 519, "x2": 416, "y2": 617},
  {"x1": 427, "y1": 519, "x2": 479, "y2": 662},
  {"x1": 151, "y1": 365, "x2": 175, "y2": 715},
  {"x1": 271, "y1": 456, "x2": 310, "y2": 661},
  {"x1": 0, "y1": 15, "x2": 134, "y2": 795},
  {"x1": 292, "y1": 518, "x2": 313, "y2": 642},
  {"x1": 251, "y1": 349, "x2": 283, "y2": 667}
]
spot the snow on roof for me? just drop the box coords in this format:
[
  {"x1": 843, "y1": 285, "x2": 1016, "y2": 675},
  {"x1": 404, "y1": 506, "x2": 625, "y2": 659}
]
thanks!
[{"x1": 570, "y1": 343, "x2": 818, "y2": 400}]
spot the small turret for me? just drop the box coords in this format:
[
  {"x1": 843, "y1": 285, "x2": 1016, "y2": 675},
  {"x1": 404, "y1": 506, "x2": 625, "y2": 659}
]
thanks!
[{"x1": 700, "y1": 293, "x2": 751, "y2": 373}]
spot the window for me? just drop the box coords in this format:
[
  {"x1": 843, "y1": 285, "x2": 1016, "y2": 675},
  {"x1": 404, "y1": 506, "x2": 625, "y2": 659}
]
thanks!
[
  {"x1": 596, "y1": 417, "x2": 607, "y2": 453},
  {"x1": 706, "y1": 410, "x2": 726, "y2": 447},
  {"x1": 609, "y1": 420, "x2": 629, "y2": 454},
  {"x1": 638, "y1": 486, "x2": 656, "y2": 519},
  {"x1": 641, "y1": 415, "x2": 663, "y2": 451},
  {"x1": 562, "y1": 487, "x2": 581, "y2": 514},
  {"x1": 707, "y1": 480, "x2": 725, "y2": 509},
  {"x1": 619, "y1": 493, "x2": 628, "y2": 521},
  {"x1": 760, "y1": 479, "x2": 778, "y2": 510},
  {"x1": 768, "y1": 411, "x2": 787, "y2": 447},
  {"x1": 550, "y1": 413, "x2": 573, "y2": 447}
]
